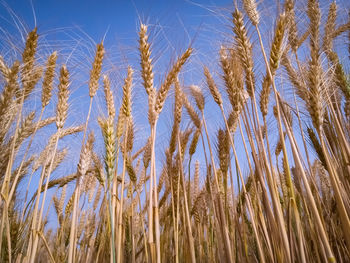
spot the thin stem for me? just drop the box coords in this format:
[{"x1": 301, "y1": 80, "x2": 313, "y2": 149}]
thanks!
[
  {"x1": 116, "y1": 118, "x2": 130, "y2": 263},
  {"x1": 219, "y1": 104, "x2": 265, "y2": 263},
  {"x1": 29, "y1": 128, "x2": 61, "y2": 263},
  {"x1": 68, "y1": 96, "x2": 94, "y2": 263},
  {"x1": 176, "y1": 132, "x2": 196, "y2": 263}
]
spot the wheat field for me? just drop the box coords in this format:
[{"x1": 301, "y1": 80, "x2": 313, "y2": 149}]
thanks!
[{"x1": 0, "y1": 0, "x2": 350, "y2": 262}]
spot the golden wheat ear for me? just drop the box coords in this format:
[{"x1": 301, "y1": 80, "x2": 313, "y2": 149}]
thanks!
[
  {"x1": 121, "y1": 66, "x2": 133, "y2": 118},
  {"x1": 21, "y1": 28, "x2": 38, "y2": 77},
  {"x1": 204, "y1": 66, "x2": 222, "y2": 106},
  {"x1": 183, "y1": 91, "x2": 201, "y2": 129},
  {"x1": 55, "y1": 65, "x2": 69, "y2": 129},
  {"x1": 89, "y1": 42, "x2": 104, "y2": 98},
  {"x1": 0, "y1": 61, "x2": 20, "y2": 118},
  {"x1": 103, "y1": 75, "x2": 116, "y2": 119},
  {"x1": 77, "y1": 132, "x2": 95, "y2": 177},
  {"x1": 242, "y1": 0, "x2": 260, "y2": 26},
  {"x1": 41, "y1": 52, "x2": 57, "y2": 108},
  {"x1": 139, "y1": 24, "x2": 154, "y2": 95},
  {"x1": 98, "y1": 117, "x2": 116, "y2": 179},
  {"x1": 189, "y1": 85, "x2": 205, "y2": 111},
  {"x1": 260, "y1": 13, "x2": 286, "y2": 117},
  {"x1": 232, "y1": 9, "x2": 255, "y2": 97},
  {"x1": 154, "y1": 47, "x2": 192, "y2": 115},
  {"x1": 284, "y1": 0, "x2": 298, "y2": 52}
]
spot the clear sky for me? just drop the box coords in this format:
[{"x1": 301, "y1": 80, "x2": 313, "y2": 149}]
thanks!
[
  {"x1": 1, "y1": 0, "x2": 349, "y2": 175},
  {"x1": 0, "y1": 0, "x2": 239, "y2": 154},
  {"x1": 0, "y1": 0, "x2": 237, "y2": 213},
  {"x1": 1, "y1": 0, "x2": 349, "y2": 228},
  {"x1": 0, "y1": 0, "x2": 231, "y2": 47},
  {"x1": 1, "y1": 0, "x2": 349, "y2": 171}
]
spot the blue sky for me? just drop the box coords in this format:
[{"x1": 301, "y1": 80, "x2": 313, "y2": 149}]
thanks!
[
  {"x1": 0, "y1": 0, "x2": 236, "y2": 149},
  {"x1": 2, "y1": 0, "x2": 349, "y2": 176},
  {"x1": 1, "y1": 0, "x2": 349, "y2": 228},
  {"x1": 0, "y1": 0, "x2": 237, "y2": 217},
  {"x1": 2, "y1": 0, "x2": 349, "y2": 182},
  {"x1": 1, "y1": 0, "x2": 230, "y2": 45}
]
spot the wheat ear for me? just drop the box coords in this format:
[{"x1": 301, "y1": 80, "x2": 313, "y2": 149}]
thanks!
[
  {"x1": 89, "y1": 42, "x2": 104, "y2": 98},
  {"x1": 103, "y1": 75, "x2": 116, "y2": 119},
  {"x1": 42, "y1": 51, "x2": 57, "y2": 108},
  {"x1": 242, "y1": 0, "x2": 260, "y2": 26},
  {"x1": 55, "y1": 66, "x2": 69, "y2": 129},
  {"x1": 260, "y1": 13, "x2": 286, "y2": 117},
  {"x1": 232, "y1": 9, "x2": 255, "y2": 97},
  {"x1": 154, "y1": 47, "x2": 192, "y2": 115}
]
